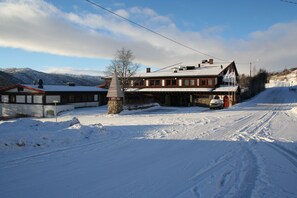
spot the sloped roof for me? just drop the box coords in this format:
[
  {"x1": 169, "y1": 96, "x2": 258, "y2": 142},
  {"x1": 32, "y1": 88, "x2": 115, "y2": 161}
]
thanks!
[
  {"x1": 0, "y1": 84, "x2": 108, "y2": 93},
  {"x1": 135, "y1": 61, "x2": 233, "y2": 78},
  {"x1": 212, "y1": 85, "x2": 239, "y2": 92},
  {"x1": 126, "y1": 88, "x2": 213, "y2": 92},
  {"x1": 106, "y1": 72, "x2": 124, "y2": 98}
]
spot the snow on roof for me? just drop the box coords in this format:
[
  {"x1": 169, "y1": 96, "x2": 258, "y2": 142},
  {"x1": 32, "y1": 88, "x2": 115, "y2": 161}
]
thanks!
[
  {"x1": 22, "y1": 84, "x2": 108, "y2": 92},
  {"x1": 136, "y1": 62, "x2": 232, "y2": 78},
  {"x1": 212, "y1": 85, "x2": 238, "y2": 92},
  {"x1": 126, "y1": 88, "x2": 213, "y2": 92}
]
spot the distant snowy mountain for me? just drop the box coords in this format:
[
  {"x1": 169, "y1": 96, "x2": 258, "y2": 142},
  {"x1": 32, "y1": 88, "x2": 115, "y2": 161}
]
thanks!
[{"x1": 0, "y1": 68, "x2": 104, "y2": 86}]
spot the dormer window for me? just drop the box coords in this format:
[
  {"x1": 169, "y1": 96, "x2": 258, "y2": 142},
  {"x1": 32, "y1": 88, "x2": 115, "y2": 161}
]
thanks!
[{"x1": 17, "y1": 87, "x2": 24, "y2": 92}]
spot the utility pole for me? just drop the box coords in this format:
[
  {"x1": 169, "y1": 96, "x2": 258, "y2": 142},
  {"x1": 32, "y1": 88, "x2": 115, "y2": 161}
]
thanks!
[
  {"x1": 53, "y1": 100, "x2": 58, "y2": 122},
  {"x1": 250, "y1": 62, "x2": 252, "y2": 77}
]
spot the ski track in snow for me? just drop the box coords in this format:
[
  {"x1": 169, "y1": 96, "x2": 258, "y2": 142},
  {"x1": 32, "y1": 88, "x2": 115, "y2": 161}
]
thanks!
[{"x1": 1, "y1": 86, "x2": 297, "y2": 197}]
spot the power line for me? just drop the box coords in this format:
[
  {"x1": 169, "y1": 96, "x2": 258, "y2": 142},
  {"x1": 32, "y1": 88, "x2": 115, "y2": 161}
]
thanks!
[
  {"x1": 84, "y1": 0, "x2": 228, "y2": 62},
  {"x1": 153, "y1": 62, "x2": 183, "y2": 72},
  {"x1": 280, "y1": 0, "x2": 297, "y2": 5}
]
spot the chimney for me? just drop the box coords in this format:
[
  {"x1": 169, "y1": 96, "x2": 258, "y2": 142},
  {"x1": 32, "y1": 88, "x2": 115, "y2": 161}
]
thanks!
[
  {"x1": 208, "y1": 59, "x2": 214, "y2": 64},
  {"x1": 38, "y1": 79, "x2": 43, "y2": 89},
  {"x1": 146, "y1": 68, "x2": 151, "y2": 73}
]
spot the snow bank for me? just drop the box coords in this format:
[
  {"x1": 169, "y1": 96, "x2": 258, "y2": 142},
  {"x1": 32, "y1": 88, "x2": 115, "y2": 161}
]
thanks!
[
  {"x1": 292, "y1": 107, "x2": 297, "y2": 115},
  {"x1": 124, "y1": 103, "x2": 160, "y2": 111},
  {"x1": 0, "y1": 117, "x2": 104, "y2": 152}
]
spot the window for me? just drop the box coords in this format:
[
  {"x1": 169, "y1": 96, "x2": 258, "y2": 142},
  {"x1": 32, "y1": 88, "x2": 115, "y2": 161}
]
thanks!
[
  {"x1": 184, "y1": 80, "x2": 189, "y2": 86},
  {"x1": 166, "y1": 79, "x2": 171, "y2": 86},
  {"x1": 149, "y1": 80, "x2": 155, "y2": 86},
  {"x1": 46, "y1": 95, "x2": 60, "y2": 104},
  {"x1": 2, "y1": 95, "x2": 9, "y2": 103},
  {"x1": 149, "y1": 79, "x2": 161, "y2": 87},
  {"x1": 190, "y1": 79, "x2": 195, "y2": 86},
  {"x1": 33, "y1": 95, "x2": 43, "y2": 104},
  {"x1": 82, "y1": 95, "x2": 88, "y2": 102},
  {"x1": 16, "y1": 95, "x2": 25, "y2": 103},
  {"x1": 9, "y1": 95, "x2": 16, "y2": 103},
  {"x1": 155, "y1": 80, "x2": 160, "y2": 86},
  {"x1": 88, "y1": 95, "x2": 93, "y2": 102},
  {"x1": 69, "y1": 95, "x2": 75, "y2": 103},
  {"x1": 201, "y1": 80, "x2": 206, "y2": 86},
  {"x1": 61, "y1": 96, "x2": 68, "y2": 103},
  {"x1": 208, "y1": 79, "x2": 213, "y2": 86},
  {"x1": 172, "y1": 80, "x2": 177, "y2": 86},
  {"x1": 27, "y1": 95, "x2": 32, "y2": 103},
  {"x1": 94, "y1": 95, "x2": 98, "y2": 102},
  {"x1": 140, "y1": 80, "x2": 144, "y2": 86},
  {"x1": 133, "y1": 79, "x2": 145, "y2": 87}
]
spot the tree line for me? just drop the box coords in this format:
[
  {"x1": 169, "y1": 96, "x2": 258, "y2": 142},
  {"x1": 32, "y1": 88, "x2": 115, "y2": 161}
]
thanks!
[{"x1": 239, "y1": 69, "x2": 269, "y2": 100}]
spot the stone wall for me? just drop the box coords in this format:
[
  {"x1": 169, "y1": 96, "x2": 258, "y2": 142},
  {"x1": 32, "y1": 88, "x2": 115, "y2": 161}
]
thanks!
[
  {"x1": 195, "y1": 97, "x2": 210, "y2": 106},
  {"x1": 108, "y1": 99, "x2": 123, "y2": 114}
]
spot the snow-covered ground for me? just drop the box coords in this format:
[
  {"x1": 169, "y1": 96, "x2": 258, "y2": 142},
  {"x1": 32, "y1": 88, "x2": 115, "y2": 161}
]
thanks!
[{"x1": 1, "y1": 83, "x2": 297, "y2": 197}]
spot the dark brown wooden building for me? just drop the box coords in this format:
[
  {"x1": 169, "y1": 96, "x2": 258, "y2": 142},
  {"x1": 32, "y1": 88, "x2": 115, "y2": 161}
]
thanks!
[{"x1": 125, "y1": 59, "x2": 240, "y2": 107}]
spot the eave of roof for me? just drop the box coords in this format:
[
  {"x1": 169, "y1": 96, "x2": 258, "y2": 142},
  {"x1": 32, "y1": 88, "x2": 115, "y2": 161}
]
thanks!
[{"x1": 126, "y1": 88, "x2": 213, "y2": 92}]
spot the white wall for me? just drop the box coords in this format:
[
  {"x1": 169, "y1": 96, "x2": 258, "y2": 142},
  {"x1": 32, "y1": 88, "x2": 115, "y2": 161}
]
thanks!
[
  {"x1": 1, "y1": 103, "x2": 44, "y2": 117},
  {"x1": 1, "y1": 102, "x2": 99, "y2": 118},
  {"x1": 46, "y1": 95, "x2": 61, "y2": 104},
  {"x1": 44, "y1": 104, "x2": 74, "y2": 117}
]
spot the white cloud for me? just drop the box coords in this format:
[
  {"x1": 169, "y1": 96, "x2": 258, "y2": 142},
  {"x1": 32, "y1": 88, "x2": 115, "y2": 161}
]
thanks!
[{"x1": 0, "y1": 0, "x2": 296, "y2": 75}]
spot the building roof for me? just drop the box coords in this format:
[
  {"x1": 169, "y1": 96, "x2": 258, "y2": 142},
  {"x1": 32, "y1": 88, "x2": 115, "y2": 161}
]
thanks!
[
  {"x1": 212, "y1": 85, "x2": 239, "y2": 92},
  {"x1": 126, "y1": 88, "x2": 213, "y2": 92},
  {"x1": 134, "y1": 61, "x2": 233, "y2": 78},
  {"x1": 0, "y1": 84, "x2": 108, "y2": 93},
  {"x1": 106, "y1": 72, "x2": 124, "y2": 98}
]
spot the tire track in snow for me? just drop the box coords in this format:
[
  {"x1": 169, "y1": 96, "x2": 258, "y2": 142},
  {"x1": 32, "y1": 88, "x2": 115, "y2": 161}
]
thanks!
[
  {"x1": 175, "y1": 144, "x2": 258, "y2": 198},
  {"x1": 226, "y1": 110, "x2": 281, "y2": 197},
  {"x1": 0, "y1": 126, "x2": 125, "y2": 168},
  {"x1": 267, "y1": 143, "x2": 297, "y2": 169}
]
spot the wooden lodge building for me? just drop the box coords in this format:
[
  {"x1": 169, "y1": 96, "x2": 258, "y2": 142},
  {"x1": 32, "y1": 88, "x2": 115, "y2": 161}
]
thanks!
[
  {"x1": 0, "y1": 82, "x2": 107, "y2": 118},
  {"x1": 124, "y1": 59, "x2": 240, "y2": 107}
]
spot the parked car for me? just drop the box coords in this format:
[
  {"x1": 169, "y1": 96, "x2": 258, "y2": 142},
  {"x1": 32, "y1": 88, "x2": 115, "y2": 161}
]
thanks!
[{"x1": 209, "y1": 95, "x2": 224, "y2": 109}]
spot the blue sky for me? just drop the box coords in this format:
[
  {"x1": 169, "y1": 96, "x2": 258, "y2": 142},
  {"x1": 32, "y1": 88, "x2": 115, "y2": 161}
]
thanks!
[{"x1": 0, "y1": 0, "x2": 297, "y2": 75}]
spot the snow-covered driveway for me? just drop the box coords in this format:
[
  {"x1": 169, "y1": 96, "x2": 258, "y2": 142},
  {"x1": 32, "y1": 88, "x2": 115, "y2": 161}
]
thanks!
[{"x1": 1, "y1": 86, "x2": 297, "y2": 197}]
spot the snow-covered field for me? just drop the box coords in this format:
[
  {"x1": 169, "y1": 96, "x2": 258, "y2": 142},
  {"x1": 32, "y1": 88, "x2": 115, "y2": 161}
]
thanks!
[{"x1": 1, "y1": 84, "x2": 297, "y2": 197}]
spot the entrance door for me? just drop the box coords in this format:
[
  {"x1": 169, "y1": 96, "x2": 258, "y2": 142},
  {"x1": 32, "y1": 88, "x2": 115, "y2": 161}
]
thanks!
[{"x1": 223, "y1": 95, "x2": 229, "y2": 108}]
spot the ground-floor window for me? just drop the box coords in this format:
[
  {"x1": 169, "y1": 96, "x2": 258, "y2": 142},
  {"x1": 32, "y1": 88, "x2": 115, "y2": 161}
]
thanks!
[{"x1": 9, "y1": 95, "x2": 16, "y2": 103}]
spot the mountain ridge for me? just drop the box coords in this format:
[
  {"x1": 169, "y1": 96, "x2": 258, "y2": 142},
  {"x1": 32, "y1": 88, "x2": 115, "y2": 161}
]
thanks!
[{"x1": 0, "y1": 68, "x2": 104, "y2": 87}]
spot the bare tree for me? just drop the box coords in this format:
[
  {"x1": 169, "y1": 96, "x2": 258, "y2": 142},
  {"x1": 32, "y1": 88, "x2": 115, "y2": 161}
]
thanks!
[{"x1": 105, "y1": 48, "x2": 140, "y2": 90}]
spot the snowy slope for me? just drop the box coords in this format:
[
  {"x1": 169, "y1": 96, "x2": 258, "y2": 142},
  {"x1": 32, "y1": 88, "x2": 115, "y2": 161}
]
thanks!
[
  {"x1": 0, "y1": 84, "x2": 297, "y2": 197},
  {"x1": 269, "y1": 68, "x2": 297, "y2": 87}
]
